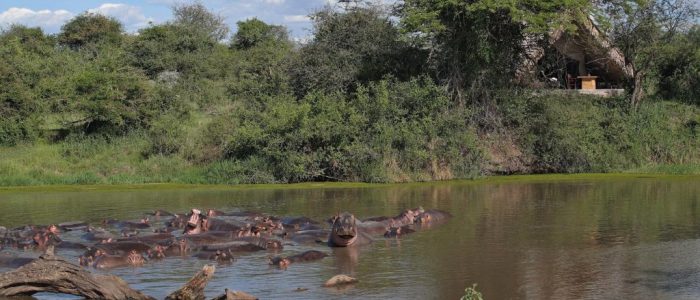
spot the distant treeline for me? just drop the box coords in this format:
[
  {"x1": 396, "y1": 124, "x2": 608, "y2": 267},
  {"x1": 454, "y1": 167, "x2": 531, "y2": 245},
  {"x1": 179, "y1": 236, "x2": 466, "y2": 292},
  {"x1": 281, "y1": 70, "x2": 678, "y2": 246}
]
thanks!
[{"x1": 0, "y1": 1, "x2": 698, "y2": 185}]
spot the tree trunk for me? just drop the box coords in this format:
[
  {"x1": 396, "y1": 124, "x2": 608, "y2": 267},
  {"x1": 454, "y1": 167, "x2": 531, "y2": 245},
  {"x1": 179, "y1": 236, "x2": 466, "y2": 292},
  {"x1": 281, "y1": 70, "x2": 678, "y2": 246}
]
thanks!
[
  {"x1": 0, "y1": 246, "x2": 154, "y2": 300},
  {"x1": 165, "y1": 264, "x2": 216, "y2": 300},
  {"x1": 631, "y1": 70, "x2": 645, "y2": 107}
]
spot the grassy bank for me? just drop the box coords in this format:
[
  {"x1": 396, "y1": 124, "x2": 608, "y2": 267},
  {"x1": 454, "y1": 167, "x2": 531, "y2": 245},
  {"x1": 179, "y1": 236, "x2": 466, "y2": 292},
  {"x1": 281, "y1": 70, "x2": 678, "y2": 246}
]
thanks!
[
  {"x1": 0, "y1": 96, "x2": 697, "y2": 187},
  {"x1": 2, "y1": 173, "x2": 698, "y2": 193}
]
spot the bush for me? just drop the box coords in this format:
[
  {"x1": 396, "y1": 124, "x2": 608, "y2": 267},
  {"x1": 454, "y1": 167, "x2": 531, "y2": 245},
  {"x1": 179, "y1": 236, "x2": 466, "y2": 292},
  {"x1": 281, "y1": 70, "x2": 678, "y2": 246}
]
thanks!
[{"x1": 461, "y1": 284, "x2": 484, "y2": 300}]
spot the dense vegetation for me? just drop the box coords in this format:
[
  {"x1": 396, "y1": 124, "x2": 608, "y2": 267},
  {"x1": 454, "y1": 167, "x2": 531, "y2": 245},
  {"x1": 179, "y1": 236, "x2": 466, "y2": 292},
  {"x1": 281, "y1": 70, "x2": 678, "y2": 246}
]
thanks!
[{"x1": 0, "y1": 1, "x2": 698, "y2": 186}]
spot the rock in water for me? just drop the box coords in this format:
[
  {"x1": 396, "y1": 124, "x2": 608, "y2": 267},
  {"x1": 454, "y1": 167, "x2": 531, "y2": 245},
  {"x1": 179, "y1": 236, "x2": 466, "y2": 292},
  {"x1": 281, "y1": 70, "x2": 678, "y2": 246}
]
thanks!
[
  {"x1": 211, "y1": 288, "x2": 258, "y2": 300},
  {"x1": 323, "y1": 274, "x2": 358, "y2": 287}
]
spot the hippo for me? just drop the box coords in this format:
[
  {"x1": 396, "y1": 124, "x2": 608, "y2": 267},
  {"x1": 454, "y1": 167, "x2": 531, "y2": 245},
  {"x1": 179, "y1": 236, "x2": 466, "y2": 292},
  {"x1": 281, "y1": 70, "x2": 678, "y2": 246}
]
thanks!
[
  {"x1": 82, "y1": 227, "x2": 115, "y2": 242},
  {"x1": 362, "y1": 216, "x2": 392, "y2": 223},
  {"x1": 415, "y1": 209, "x2": 452, "y2": 224},
  {"x1": 192, "y1": 249, "x2": 235, "y2": 264},
  {"x1": 0, "y1": 255, "x2": 34, "y2": 268},
  {"x1": 183, "y1": 231, "x2": 240, "y2": 246},
  {"x1": 383, "y1": 225, "x2": 415, "y2": 238},
  {"x1": 357, "y1": 220, "x2": 388, "y2": 235},
  {"x1": 183, "y1": 209, "x2": 208, "y2": 235},
  {"x1": 29, "y1": 224, "x2": 62, "y2": 249},
  {"x1": 55, "y1": 240, "x2": 88, "y2": 250},
  {"x1": 290, "y1": 229, "x2": 330, "y2": 244},
  {"x1": 208, "y1": 217, "x2": 247, "y2": 230},
  {"x1": 235, "y1": 236, "x2": 283, "y2": 249},
  {"x1": 149, "y1": 239, "x2": 191, "y2": 258},
  {"x1": 115, "y1": 218, "x2": 151, "y2": 230},
  {"x1": 93, "y1": 250, "x2": 146, "y2": 269},
  {"x1": 391, "y1": 208, "x2": 423, "y2": 227},
  {"x1": 58, "y1": 221, "x2": 87, "y2": 231},
  {"x1": 120, "y1": 229, "x2": 140, "y2": 238},
  {"x1": 206, "y1": 209, "x2": 230, "y2": 217},
  {"x1": 94, "y1": 241, "x2": 152, "y2": 255},
  {"x1": 147, "y1": 209, "x2": 175, "y2": 218},
  {"x1": 200, "y1": 241, "x2": 266, "y2": 252},
  {"x1": 119, "y1": 233, "x2": 175, "y2": 245},
  {"x1": 268, "y1": 250, "x2": 328, "y2": 268},
  {"x1": 328, "y1": 213, "x2": 372, "y2": 247},
  {"x1": 280, "y1": 217, "x2": 318, "y2": 227}
]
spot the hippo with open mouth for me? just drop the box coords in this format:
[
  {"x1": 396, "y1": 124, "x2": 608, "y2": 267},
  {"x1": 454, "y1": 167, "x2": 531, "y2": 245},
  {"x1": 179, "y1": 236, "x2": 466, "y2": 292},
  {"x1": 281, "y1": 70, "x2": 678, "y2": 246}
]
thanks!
[
  {"x1": 183, "y1": 209, "x2": 208, "y2": 235},
  {"x1": 328, "y1": 212, "x2": 371, "y2": 247}
]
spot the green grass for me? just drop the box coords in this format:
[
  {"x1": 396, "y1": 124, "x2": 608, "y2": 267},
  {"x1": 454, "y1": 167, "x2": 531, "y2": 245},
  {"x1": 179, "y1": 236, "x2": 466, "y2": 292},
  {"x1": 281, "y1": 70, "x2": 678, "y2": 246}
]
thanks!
[{"x1": 627, "y1": 164, "x2": 700, "y2": 175}]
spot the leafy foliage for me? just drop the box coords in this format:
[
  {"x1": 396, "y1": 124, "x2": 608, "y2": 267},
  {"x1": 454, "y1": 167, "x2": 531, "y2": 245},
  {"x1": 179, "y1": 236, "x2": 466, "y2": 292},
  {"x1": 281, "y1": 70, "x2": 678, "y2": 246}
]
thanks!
[
  {"x1": 0, "y1": 2, "x2": 697, "y2": 184},
  {"x1": 58, "y1": 13, "x2": 123, "y2": 49}
]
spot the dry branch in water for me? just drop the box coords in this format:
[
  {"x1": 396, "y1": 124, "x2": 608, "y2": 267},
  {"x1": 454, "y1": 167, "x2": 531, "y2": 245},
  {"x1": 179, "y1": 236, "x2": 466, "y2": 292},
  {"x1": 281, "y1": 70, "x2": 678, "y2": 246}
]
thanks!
[
  {"x1": 0, "y1": 246, "x2": 223, "y2": 300},
  {"x1": 0, "y1": 246, "x2": 154, "y2": 300},
  {"x1": 166, "y1": 264, "x2": 216, "y2": 300}
]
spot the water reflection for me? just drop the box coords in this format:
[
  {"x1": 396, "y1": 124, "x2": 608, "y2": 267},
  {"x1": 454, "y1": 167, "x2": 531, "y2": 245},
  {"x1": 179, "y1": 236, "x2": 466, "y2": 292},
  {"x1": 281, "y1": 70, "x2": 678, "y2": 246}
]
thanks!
[{"x1": 0, "y1": 176, "x2": 698, "y2": 299}]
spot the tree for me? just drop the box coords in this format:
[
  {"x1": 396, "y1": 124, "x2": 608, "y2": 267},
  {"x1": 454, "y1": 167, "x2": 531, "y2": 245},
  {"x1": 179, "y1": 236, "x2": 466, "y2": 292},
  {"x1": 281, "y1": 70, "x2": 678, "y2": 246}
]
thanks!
[
  {"x1": 289, "y1": 5, "x2": 412, "y2": 97},
  {"x1": 58, "y1": 13, "x2": 123, "y2": 49},
  {"x1": 228, "y1": 19, "x2": 293, "y2": 101},
  {"x1": 232, "y1": 18, "x2": 289, "y2": 50},
  {"x1": 129, "y1": 23, "x2": 217, "y2": 77},
  {"x1": 0, "y1": 26, "x2": 57, "y2": 145},
  {"x1": 398, "y1": 0, "x2": 592, "y2": 106},
  {"x1": 601, "y1": 0, "x2": 699, "y2": 106},
  {"x1": 172, "y1": 1, "x2": 229, "y2": 41}
]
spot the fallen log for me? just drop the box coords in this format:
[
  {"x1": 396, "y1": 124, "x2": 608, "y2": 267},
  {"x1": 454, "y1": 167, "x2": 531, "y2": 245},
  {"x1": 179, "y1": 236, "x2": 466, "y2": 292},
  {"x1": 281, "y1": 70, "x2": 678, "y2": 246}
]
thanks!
[
  {"x1": 166, "y1": 264, "x2": 216, "y2": 300},
  {"x1": 0, "y1": 246, "x2": 154, "y2": 299}
]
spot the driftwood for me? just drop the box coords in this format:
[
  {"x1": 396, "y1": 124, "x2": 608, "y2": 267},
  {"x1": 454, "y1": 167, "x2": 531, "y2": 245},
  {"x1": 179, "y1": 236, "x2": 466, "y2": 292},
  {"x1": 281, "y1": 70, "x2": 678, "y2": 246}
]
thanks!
[
  {"x1": 0, "y1": 246, "x2": 154, "y2": 299},
  {"x1": 165, "y1": 264, "x2": 216, "y2": 300},
  {"x1": 0, "y1": 246, "x2": 223, "y2": 300}
]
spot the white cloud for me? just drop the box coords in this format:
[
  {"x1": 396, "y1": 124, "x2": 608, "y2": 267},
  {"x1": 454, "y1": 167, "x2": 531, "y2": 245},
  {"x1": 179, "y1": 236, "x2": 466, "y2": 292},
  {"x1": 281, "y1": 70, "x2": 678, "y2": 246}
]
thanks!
[
  {"x1": 283, "y1": 15, "x2": 309, "y2": 23},
  {"x1": 88, "y1": 3, "x2": 154, "y2": 32},
  {"x1": 262, "y1": 0, "x2": 286, "y2": 4},
  {"x1": 0, "y1": 7, "x2": 73, "y2": 32}
]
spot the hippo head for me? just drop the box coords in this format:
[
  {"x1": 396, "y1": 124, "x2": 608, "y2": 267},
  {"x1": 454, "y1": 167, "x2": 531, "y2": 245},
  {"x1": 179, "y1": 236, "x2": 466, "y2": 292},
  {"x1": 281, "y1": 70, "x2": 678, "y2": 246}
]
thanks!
[
  {"x1": 148, "y1": 245, "x2": 166, "y2": 259},
  {"x1": 184, "y1": 209, "x2": 205, "y2": 234},
  {"x1": 214, "y1": 249, "x2": 234, "y2": 263},
  {"x1": 268, "y1": 256, "x2": 291, "y2": 268},
  {"x1": 47, "y1": 225, "x2": 60, "y2": 235},
  {"x1": 330, "y1": 212, "x2": 358, "y2": 247},
  {"x1": 265, "y1": 239, "x2": 283, "y2": 250},
  {"x1": 187, "y1": 209, "x2": 202, "y2": 227},
  {"x1": 127, "y1": 250, "x2": 145, "y2": 266},
  {"x1": 416, "y1": 212, "x2": 432, "y2": 224}
]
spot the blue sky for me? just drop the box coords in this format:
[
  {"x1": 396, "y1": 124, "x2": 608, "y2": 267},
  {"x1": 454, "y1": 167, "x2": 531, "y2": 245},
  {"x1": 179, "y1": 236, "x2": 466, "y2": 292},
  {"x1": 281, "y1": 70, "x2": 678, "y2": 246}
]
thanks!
[{"x1": 0, "y1": 1, "x2": 344, "y2": 39}]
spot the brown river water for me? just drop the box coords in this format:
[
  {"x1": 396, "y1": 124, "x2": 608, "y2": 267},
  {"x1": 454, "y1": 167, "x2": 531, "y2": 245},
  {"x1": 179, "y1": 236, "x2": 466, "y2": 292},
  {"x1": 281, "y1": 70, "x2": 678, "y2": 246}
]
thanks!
[{"x1": 0, "y1": 175, "x2": 699, "y2": 299}]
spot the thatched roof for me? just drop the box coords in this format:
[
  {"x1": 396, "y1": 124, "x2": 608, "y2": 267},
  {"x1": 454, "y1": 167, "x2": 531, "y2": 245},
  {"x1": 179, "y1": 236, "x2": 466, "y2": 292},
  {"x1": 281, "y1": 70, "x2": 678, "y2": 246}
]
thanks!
[{"x1": 516, "y1": 16, "x2": 633, "y2": 84}]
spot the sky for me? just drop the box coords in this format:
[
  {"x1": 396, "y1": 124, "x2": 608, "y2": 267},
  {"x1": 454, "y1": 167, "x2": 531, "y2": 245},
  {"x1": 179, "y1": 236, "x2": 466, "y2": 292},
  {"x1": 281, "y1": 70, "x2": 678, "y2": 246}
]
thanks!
[{"x1": 0, "y1": 0, "x2": 347, "y2": 39}]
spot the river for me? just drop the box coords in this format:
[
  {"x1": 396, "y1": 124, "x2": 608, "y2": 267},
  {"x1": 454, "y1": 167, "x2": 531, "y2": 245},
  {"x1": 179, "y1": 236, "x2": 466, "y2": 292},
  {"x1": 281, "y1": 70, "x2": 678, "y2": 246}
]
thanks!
[{"x1": 0, "y1": 175, "x2": 699, "y2": 299}]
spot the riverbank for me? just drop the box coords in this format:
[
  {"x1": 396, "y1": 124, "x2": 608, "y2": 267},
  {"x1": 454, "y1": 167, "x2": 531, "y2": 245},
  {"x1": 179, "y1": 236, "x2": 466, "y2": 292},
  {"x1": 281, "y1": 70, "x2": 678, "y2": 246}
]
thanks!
[
  {"x1": 1, "y1": 173, "x2": 698, "y2": 193},
  {"x1": 0, "y1": 97, "x2": 697, "y2": 187}
]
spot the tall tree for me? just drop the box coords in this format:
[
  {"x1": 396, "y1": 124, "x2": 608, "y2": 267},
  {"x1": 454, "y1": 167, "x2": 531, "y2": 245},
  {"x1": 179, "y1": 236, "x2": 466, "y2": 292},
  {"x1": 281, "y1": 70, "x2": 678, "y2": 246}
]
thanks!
[
  {"x1": 232, "y1": 18, "x2": 288, "y2": 50},
  {"x1": 398, "y1": 0, "x2": 592, "y2": 106},
  {"x1": 172, "y1": 1, "x2": 229, "y2": 41},
  {"x1": 58, "y1": 13, "x2": 123, "y2": 49},
  {"x1": 289, "y1": 5, "x2": 412, "y2": 97},
  {"x1": 601, "y1": 0, "x2": 699, "y2": 106}
]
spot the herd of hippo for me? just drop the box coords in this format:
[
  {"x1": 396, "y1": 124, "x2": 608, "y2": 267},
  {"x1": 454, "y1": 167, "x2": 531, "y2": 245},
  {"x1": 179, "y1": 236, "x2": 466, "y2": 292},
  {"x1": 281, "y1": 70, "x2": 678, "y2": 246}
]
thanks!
[{"x1": 0, "y1": 207, "x2": 451, "y2": 272}]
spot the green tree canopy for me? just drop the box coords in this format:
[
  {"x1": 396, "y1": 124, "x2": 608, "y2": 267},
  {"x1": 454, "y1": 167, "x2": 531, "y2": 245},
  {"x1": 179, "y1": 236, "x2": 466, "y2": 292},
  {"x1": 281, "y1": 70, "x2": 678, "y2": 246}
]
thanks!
[
  {"x1": 232, "y1": 18, "x2": 289, "y2": 50},
  {"x1": 289, "y1": 6, "x2": 411, "y2": 97},
  {"x1": 58, "y1": 12, "x2": 123, "y2": 49},
  {"x1": 172, "y1": 1, "x2": 229, "y2": 41}
]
